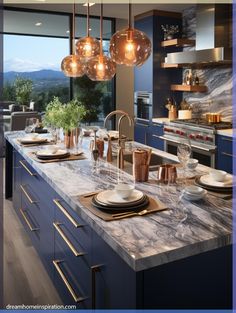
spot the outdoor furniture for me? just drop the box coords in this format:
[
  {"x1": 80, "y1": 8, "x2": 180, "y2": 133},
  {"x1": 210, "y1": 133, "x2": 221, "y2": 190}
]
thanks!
[{"x1": 10, "y1": 111, "x2": 41, "y2": 131}]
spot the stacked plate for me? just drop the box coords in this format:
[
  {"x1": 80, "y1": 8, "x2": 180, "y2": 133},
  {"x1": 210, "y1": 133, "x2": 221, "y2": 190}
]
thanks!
[
  {"x1": 19, "y1": 136, "x2": 48, "y2": 145},
  {"x1": 92, "y1": 189, "x2": 149, "y2": 212},
  {"x1": 36, "y1": 148, "x2": 69, "y2": 160},
  {"x1": 183, "y1": 186, "x2": 207, "y2": 201},
  {"x1": 195, "y1": 173, "x2": 233, "y2": 193}
]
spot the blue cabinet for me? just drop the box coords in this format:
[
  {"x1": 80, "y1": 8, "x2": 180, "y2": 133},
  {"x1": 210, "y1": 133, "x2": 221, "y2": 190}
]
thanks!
[
  {"x1": 134, "y1": 122, "x2": 149, "y2": 144},
  {"x1": 216, "y1": 135, "x2": 233, "y2": 173},
  {"x1": 147, "y1": 123, "x2": 164, "y2": 150}
]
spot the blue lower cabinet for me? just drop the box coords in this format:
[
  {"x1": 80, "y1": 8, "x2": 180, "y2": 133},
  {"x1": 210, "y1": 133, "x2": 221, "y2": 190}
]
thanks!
[
  {"x1": 216, "y1": 135, "x2": 233, "y2": 173},
  {"x1": 54, "y1": 240, "x2": 91, "y2": 308},
  {"x1": 134, "y1": 123, "x2": 149, "y2": 145},
  {"x1": 147, "y1": 124, "x2": 164, "y2": 150},
  {"x1": 91, "y1": 230, "x2": 142, "y2": 309},
  {"x1": 13, "y1": 150, "x2": 22, "y2": 212}
]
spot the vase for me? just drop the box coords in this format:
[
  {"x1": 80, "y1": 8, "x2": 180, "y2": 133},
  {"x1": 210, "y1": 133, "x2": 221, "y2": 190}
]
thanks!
[{"x1": 64, "y1": 130, "x2": 74, "y2": 149}]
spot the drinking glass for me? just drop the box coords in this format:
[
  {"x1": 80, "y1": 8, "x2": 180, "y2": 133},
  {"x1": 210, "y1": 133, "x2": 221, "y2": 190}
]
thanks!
[
  {"x1": 25, "y1": 118, "x2": 37, "y2": 133},
  {"x1": 73, "y1": 127, "x2": 83, "y2": 154},
  {"x1": 177, "y1": 139, "x2": 192, "y2": 184}
]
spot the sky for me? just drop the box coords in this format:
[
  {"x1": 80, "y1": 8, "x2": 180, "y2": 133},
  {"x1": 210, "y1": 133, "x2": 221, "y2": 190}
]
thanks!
[{"x1": 3, "y1": 35, "x2": 69, "y2": 72}]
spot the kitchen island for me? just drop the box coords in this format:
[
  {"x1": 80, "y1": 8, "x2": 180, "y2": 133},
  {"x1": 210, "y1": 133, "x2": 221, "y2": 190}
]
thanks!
[{"x1": 5, "y1": 131, "x2": 232, "y2": 309}]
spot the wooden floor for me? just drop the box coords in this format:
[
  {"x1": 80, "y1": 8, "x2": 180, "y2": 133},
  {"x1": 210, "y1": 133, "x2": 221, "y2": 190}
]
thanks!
[{"x1": 3, "y1": 198, "x2": 62, "y2": 307}]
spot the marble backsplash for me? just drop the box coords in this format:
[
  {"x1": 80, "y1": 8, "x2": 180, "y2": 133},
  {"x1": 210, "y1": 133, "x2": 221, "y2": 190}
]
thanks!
[{"x1": 181, "y1": 6, "x2": 232, "y2": 122}]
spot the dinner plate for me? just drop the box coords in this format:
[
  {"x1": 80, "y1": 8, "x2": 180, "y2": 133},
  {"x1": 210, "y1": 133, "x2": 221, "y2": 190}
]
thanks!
[
  {"x1": 96, "y1": 189, "x2": 144, "y2": 205},
  {"x1": 91, "y1": 196, "x2": 149, "y2": 212},
  {"x1": 200, "y1": 174, "x2": 233, "y2": 188},
  {"x1": 94, "y1": 194, "x2": 147, "y2": 208},
  {"x1": 36, "y1": 149, "x2": 69, "y2": 160},
  {"x1": 195, "y1": 177, "x2": 232, "y2": 193},
  {"x1": 20, "y1": 137, "x2": 48, "y2": 144}
]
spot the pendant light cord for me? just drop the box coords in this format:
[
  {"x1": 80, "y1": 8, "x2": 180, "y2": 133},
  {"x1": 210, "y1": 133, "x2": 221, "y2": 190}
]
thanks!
[
  {"x1": 128, "y1": 2, "x2": 132, "y2": 29},
  {"x1": 72, "y1": 1, "x2": 75, "y2": 54},
  {"x1": 100, "y1": 2, "x2": 103, "y2": 56},
  {"x1": 87, "y1": 0, "x2": 90, "y2": 37}
]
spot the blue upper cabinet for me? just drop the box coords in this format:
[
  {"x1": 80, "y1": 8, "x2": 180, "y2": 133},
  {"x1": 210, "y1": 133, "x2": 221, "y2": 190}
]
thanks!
[
  {"x1": 134, "y1": 11, "x2": 183, "y2": 119},
  {"x1": 134, "y1": 16, "x2": 154, "y2": 93}
]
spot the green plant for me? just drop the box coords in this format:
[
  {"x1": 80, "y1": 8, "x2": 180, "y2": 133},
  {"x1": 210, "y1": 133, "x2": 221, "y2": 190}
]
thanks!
[
  {"x1": 43, "y1": 97, "x2": 86, "y2": 132},
  {"x1": 14, "y1": 76, "x2": 33, "y2": 106}
]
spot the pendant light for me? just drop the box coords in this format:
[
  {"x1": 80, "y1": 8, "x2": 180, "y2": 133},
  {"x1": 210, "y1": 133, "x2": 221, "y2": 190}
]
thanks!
[
  {"x1": 109, "y1": 3, "x2": 151, "y2": 67},
  {"x1": 61, "y1": 2, "x2": 85, "y2": 77},
  {"x1": 86, "y1": 3, "x2": 116, "y2": 81},
  {"x1": 76, "y1": 0, "x2": 100, "y2": 60}
]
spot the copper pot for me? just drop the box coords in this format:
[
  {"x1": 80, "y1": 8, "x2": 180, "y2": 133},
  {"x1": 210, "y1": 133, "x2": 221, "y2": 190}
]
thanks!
[
  {"x1": 205, "y1": 113, "x2": 221, "y2": 123},
  {"x1": 157, "y1": 164, "x2": 177, "y2": 184}
]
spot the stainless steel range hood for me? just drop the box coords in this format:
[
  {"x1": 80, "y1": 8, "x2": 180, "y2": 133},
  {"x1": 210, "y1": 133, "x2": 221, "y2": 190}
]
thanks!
[{"x1": 166, "y1": 4, "x2": 232, "y2": 65}]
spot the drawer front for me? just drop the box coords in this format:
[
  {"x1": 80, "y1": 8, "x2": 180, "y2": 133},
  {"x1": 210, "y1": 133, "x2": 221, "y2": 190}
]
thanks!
[
  {"x1": 13, "y1": 150, "x2": 22, "y2": 211},
  {"x1": 54, "y1": 242, "x2": 91, "y2": 308},
  {"x1": 150, "y1": 124, "x2": 163, "y2": 136},
  {"x1": 217, "y1": 151, "x2": 233, "y2": 173},
  {"x1": 54, "y1": 197, "x2": 91, "y2": 253},
  {"x1": 20, "y1": 183, "x2": 41, "y2": 221},
  {"x1": 19, "y1": 198, "x2": 40, "y2": 253},
  {"x1": 217, "y1": 135, "x2": 233, "y2": 154},
  {"x1": 147, "y1": 133, "x2": 164, "y2": 151}
]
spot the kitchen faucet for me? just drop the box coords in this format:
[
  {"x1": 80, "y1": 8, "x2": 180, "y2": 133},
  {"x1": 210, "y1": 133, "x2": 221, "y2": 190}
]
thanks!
[{"x1": 104, "y1": 110, "x2": 133, "y2": 169}]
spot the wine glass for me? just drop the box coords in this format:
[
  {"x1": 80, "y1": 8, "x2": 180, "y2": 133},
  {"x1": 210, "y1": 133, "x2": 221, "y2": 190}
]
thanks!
[
  {"x1": 73, "y1": 127, "x2": 83, "y2": 154},
  {"x1": 25, "y1": 118, "x2": 37, "y2": 133},
  {"x1": 177, "y1": 139, "x2": 192, "y2": 184}
]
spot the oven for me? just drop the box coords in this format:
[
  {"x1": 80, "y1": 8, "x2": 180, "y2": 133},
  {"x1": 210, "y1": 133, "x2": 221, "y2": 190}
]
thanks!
[
  {"x1": 134, "y1": 91, "x2": 152, "y2": 122},
  {"x1": 163, "y1": 137, "x2": 216, "y2": 167}
]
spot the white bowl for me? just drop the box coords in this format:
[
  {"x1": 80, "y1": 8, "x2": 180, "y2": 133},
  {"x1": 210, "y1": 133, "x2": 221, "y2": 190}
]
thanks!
[
  {"x1": 114, "y1": 184, "x2": 135, "y2": 199},
  {"x1": 46, "y1": 145, "x2": 58, "y2": 154},
  {"x1": 209, "y1": 170, "x2": 227, "y2": 182},
  {"x1": 183, "y1": 189, "x2": 207, "y2": 201},
  {"x1": 187, "y1": 158, "x2": 199, "y2": 170},
  {"x1": 184, "y1": 186, "x2": 204, "y2": 195}
]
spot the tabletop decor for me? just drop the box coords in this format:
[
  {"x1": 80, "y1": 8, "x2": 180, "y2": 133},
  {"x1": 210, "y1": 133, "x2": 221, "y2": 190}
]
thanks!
[{"x1": 161, "y1": 24, "x2": 179, "y2": 40}]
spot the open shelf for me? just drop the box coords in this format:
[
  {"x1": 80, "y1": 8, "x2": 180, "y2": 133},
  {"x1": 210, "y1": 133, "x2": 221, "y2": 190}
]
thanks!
[
  {"x1": 161, "y1": 61, "x2": 232, "y2": 69},
  {"x1": 161, "y1": 38, "x2": 195, "y2": 47},
  {"x1": 170, "y1": 84, "x2": 207, "y2": 92}
]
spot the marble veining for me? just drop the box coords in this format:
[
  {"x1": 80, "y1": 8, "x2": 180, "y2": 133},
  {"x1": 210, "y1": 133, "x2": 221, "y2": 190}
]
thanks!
[{"x1": 5, "y1": 131, "x2": 232, "y2": 272}]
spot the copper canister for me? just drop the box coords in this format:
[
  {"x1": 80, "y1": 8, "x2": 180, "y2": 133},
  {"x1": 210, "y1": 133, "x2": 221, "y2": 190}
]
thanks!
[
  {"x1": 157, "y1": 164, "x2": 177, "y2": 184},
  {"x1": 96, "y1": 139, "x2": 104, "y2": 158},
  {"x1": 133, "y1": 149, "x2": 150, "y2": 182}
]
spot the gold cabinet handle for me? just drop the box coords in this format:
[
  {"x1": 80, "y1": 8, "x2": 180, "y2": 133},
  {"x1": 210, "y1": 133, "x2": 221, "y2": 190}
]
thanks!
[
  {"x1": 221, "y1": 152, "x2": 235, "y2": 158},
  {"x1": 53, "y1": 199, "x2": 84, "y2": 228},
  {"x1": 152, "y1": 134, "x2": 160, "y2": 138},
  {"x1": 53, "y1": 260, "x2": 86, "y2": 303},
  {"x1": 53, "y1": 222, "x2": 85, "y2": 257},
  {"x1": 91, "y1": 265, "x2": 101, "y2": 309},
  {"x1": 221, "y1": 137, "x2": 233, "y2": 142},
  {"x1": 20, "y1": 185, "x2": 37, "y2": 204},
  {"x1": 136, "y1": 123, "x2": 149, "y2": 127},
  {"x1": 19, "y1": 160, "x2": 36, "y2": 176},
  {"x1": 19, "y1": 209, "x2": 39, "y2": 232}
]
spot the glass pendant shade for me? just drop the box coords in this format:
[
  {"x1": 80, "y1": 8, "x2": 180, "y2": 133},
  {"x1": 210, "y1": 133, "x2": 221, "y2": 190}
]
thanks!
[
  {"x1": 61, "y1": 54, "x2": 85, "y2": 77},
  {"x1": 86, "y1": 54, "x2": 116, "y2": 81},
  {"x1": 76, "y1": 36, "x2": 100, "y2": 60},
  {"x1": 110, "y1": 27, "x2": 151, "y2": 67}
]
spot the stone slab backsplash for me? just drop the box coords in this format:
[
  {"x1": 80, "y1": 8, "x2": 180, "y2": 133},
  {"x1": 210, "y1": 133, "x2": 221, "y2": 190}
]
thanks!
[{"x1": 182, "y1": 6, "x2": 232, "y2": 122}]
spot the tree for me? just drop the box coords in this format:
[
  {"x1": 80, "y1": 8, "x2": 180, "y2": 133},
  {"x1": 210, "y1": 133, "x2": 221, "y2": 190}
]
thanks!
[
  {"x1": 3, "y1": 81, "x2": 16, "y2": 101},
  {"x1": 74, "y1": 76, "x2": 103, "y2": 125},
  {"x1": 14, "y1": 76, "x2": 33, "y2": 106}
]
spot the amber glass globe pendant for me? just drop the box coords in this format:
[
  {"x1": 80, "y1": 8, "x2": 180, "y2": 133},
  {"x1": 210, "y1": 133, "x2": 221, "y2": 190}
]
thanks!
[
  {"x1": 110, "y1": 3, "x2": 152, "y2": 67},
  {"x1": 76, "y1": 0, "x2": 100, "y2": 60},
  {"x1": 61, "y1": 2, "x2": 85, "y2": 77},
  {"x1": 86, "y1": 3, "x2": 116, "y2": 81}
]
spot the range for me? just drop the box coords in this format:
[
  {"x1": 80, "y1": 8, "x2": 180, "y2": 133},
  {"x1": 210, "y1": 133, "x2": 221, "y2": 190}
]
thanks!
[{"x1": 160, "y1": 119, "x2": 232, "y2": 167}]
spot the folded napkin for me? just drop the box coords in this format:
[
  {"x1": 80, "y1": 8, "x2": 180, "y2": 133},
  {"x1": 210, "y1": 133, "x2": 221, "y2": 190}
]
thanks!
[{"x1": 77, "y1": 192, "x2": 168, "y2": 221}]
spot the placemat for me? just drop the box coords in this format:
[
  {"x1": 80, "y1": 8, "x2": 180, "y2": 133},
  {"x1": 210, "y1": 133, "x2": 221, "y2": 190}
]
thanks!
[
  {"x1": 78, "y1": 192, "x2": 168, "y2": 221},
  {"x1": 28, "y1": 151, "x2": 87, "y2": 163}
]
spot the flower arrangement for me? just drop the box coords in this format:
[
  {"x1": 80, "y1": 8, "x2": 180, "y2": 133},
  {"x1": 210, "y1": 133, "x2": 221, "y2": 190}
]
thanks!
[{"x1": 161, "y1": 24, "x2": 179, "y2": 40}]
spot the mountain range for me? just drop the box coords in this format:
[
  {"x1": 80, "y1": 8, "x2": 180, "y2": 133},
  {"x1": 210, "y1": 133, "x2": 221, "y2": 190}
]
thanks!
[{"x1": 4, "y1": 69, "x2": 67, "y2": 83}]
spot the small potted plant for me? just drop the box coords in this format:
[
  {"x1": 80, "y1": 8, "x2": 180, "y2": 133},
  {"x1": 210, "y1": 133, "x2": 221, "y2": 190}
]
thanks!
[
  {"x1": 43, "y1": 97, "x2": 86, "y2": 148},
  {"x1": 14, "y1": 76, "x2": 33, "y2": 111}
]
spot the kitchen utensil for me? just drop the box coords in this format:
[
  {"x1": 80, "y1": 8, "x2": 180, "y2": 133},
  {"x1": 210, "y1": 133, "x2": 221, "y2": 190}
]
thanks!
[{"x1": 112, "y1": 208, "x2": 159, "y2": 218}]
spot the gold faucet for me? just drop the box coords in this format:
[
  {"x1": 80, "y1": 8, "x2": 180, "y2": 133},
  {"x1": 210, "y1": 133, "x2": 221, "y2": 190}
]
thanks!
[{"x1": 104, "y1": 110, "x2": 133, "y2": 169}]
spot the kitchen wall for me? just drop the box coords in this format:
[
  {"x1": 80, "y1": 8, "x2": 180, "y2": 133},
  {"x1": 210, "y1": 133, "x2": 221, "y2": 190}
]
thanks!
[{"x1": 182, "y1": 6, "x2": 232, "y2": 122}]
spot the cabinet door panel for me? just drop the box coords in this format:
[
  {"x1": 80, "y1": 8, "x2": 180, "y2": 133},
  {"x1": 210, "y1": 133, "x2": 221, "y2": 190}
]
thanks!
[
  {"x1": 13, "y1": 150, "x2": 22, "y2": 212},
  {"x1": 216, "y1": 135, "x2": 233, "y2": 173}
]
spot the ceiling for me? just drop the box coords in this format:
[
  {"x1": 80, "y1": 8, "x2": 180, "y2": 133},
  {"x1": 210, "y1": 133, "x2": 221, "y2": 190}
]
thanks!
[{"x1": 4, "y1": 3, "x2": 192, "y2": 19}]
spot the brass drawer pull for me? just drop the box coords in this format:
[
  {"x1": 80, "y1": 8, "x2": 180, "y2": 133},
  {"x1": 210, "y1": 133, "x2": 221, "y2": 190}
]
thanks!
[
  {"x1": 91, "y1": 265, "x2": 101, "y2": 309},
  {"x1": 136, "y1": 123, "x2": 148, "y2": 127},
  {"x1": 53, "y1": 222, "x2": 85, "y2": 257},
  {"x1": 152, "y1": 134, "x2": 160, "y2": 138},
  {"x1": 19, "y1": 209, "x2": 39, "y2": 232},
  {"x1": 222, "y1": 152, "x2": 234, "y2": 158},
  {"x1": 19, "y1": 160, "x2": 36, "y2": 176},
  {"x1": 53, "y1": 260, "x2": 86, "y2": 303},
  {"x1": 53, "y1": 199, "x2": 84, "y2": 228},
  {"x1": 20, "y1": 185, "x2": 37, "y2": 204},
  {"x1": 221, "y1": 137, "x2": 233, "y2": 142}
]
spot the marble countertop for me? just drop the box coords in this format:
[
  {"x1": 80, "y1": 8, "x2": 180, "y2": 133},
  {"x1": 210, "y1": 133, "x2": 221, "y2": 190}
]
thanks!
[
  {"x1": 5, "y1": 131, "x2": 232, "y2": 272},
  {"x1": 216, "y1": 129, "x2": 233, "y2": 137}
]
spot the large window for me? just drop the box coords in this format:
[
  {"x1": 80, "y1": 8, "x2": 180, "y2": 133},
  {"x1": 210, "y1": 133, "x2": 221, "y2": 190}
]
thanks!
[{"x1": 3, "y1": 7, "x2": 115, "y2": 128}]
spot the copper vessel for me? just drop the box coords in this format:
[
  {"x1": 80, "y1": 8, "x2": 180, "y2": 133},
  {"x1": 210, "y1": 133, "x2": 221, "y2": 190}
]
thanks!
[
  {"x1": 205, "y1": 113, "x2": 221, "y2": 123},
  {"x1": 157, "y1": 164, "x2": 177, "y2": 184},
  {"x1": 64, "y1": 130, "x2": 74, "y2": 149},
  {"x1": 133, "y1": 149, "x2": 152, "y2": 182}
]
